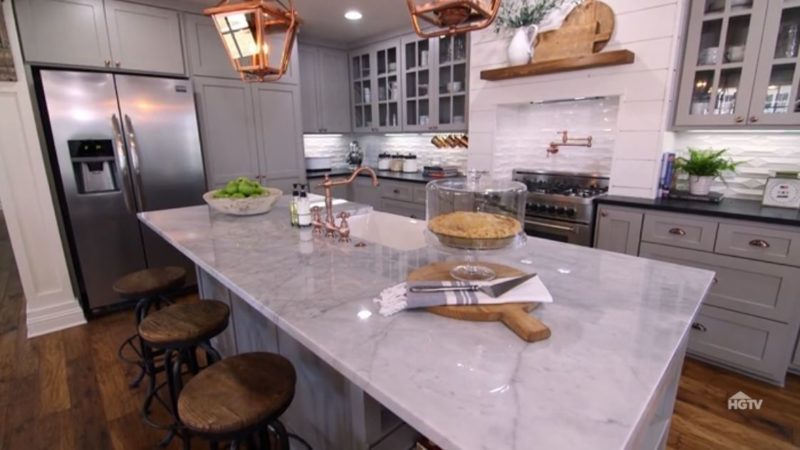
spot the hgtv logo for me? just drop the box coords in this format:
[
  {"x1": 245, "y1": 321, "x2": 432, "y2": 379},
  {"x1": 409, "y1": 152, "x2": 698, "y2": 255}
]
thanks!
[{"x1": 728, "y1": 391, "x2": 763, "y2": 410}]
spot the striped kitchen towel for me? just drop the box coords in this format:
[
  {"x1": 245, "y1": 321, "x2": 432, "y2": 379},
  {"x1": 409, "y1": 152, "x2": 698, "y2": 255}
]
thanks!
[{"x1": 373, "y1": 277, "x2": 553, "y2": 317}]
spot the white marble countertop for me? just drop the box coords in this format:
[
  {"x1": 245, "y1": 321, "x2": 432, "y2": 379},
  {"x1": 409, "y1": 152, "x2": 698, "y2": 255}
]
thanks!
[{"x1": 139, "y1": 198, "x2": 713, "y2": 450}]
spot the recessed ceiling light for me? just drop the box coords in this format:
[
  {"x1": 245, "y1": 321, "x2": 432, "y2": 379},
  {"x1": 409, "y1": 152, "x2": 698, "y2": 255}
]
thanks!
[{"x1": 344, "y1": 10, "x2": 363, "y2": 21}]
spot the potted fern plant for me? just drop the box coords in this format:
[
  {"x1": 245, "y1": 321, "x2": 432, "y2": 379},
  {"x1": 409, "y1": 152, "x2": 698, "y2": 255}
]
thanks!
[{"x1": 674, "y1": 148, "x2": 738, "y2": 196}]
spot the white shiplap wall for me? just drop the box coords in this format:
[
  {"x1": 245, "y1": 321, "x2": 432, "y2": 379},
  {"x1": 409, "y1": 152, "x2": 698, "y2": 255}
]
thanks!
[
  {"x1": 304, "y1": 134, "x2": 468, "y2": 168},
  {"x1": 468, "y1": 0, "x2": 689, "y2": 198}
]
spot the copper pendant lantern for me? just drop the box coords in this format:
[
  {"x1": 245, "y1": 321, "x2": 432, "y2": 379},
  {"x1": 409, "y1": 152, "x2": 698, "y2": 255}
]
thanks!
[
  {"x1": 204, "y1": 0, "x2": 300, "y2": 82},
  {"x1": 406, "y1": 0, "x2": 501, "y2": 38}
]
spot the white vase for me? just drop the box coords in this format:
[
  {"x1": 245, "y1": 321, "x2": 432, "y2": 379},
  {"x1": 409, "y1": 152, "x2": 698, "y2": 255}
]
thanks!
[
  {"x1": 507, "y1": 25, "x2": 538, "y2": 66},
  {"x1": 689, "y1": 175, "x2": 713, "y2": 196}
]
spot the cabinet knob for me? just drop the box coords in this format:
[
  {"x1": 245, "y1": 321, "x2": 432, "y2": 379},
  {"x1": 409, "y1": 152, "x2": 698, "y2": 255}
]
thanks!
[
  {"x1": 104, "y1": 60, "x2": 111, "y2": 67},
  {"x1": 599, "y1": 210, "x2": 608, "y2": 218},
  {"x1": 735, "y1": 116, "x2": 744, "y2": 123},
  {"x1": 668, "y1": 227, "x2": 687, "y2": 236},
  {"x1": 748, "y1": 239, "x2": 769, "y2": 248},
  {"x1": 115, "y1": 61, "x2": 121, "y2": 67},
  {"x1": 691, "y1": 322, "x2": 707, "y2": 332},
  {"x1": 749, "y1": 116, "x2": 759, "y2": 123}
]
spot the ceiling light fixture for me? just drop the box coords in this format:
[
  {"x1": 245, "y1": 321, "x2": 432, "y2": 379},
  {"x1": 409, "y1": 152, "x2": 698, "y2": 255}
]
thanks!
[
  {"x1": 406, "y1": 0, "x2": 500, "y2": 38},
  {"x1": 204, "y1": 0, "x2": 300, "y2": 82},
  {"x1": 344, "y1": 10, "x2": 363, "y2": 21}
]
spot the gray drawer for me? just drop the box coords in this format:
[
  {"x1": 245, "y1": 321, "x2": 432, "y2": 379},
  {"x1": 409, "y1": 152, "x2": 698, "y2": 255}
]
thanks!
[
  {"x1": 640, "y1": 243, "x2": 800, "y2": 322},
  {"x1": 715, "y1": 222, "x2": 800, "y2": 266},
  {"x1": 412, "y1": 185, "x2": 427, "y2": 205},
  {"x1": 381, "y1": 198, "x2": 425, "y2": 220},
  {"x1": 641, "y1": 212, "x2": 718, "y2": 252},
  {"x1": 380, "y1": 181, "x2": 414, "y2": 202},
  {"x1": 688, "y1": 304, "x2": 794, "y2": 382}
]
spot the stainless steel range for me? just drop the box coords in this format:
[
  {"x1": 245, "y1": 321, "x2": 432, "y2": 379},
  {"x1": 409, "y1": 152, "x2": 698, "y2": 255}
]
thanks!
[{"x1": 512, "y1": 170, "x2": 609, "y2": 246}]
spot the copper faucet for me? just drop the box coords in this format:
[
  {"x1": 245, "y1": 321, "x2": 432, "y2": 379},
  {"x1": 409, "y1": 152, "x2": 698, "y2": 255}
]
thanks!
[
  {"x1": 316, "y1": 167, "x2": 379, "y2": 237},
  {"x1": 547, "y1": 130, "x2": 593, "y2": 157}
]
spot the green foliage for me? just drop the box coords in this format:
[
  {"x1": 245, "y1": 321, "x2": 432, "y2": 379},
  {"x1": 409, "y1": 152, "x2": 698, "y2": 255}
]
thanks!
[
  {"x1": 494, "y1": 0, "x2": 565, "y2": 31},
  {"x1": 212, "y1": 177, "x2": 267, "y2": 199},
  {"x1": 674, "y1": 148, "x2": 739, "y2": 178}
]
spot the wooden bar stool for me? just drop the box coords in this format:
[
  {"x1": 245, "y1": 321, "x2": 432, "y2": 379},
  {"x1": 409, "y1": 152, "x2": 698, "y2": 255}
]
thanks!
[
  {"x1": 138, "y1": 300, "x2": 230, "y2": 446},
  {"x1": 116, "y1": 266, "x2": 187, "y2": 388},
  {"x1": 177, "y1": 352, "x2": 298, "y2": 450}
]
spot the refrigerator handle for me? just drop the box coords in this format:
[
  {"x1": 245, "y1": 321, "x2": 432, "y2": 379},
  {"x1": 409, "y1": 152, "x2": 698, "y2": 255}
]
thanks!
[
  {"x1": 111, "y1": 114, "x2": 136, "y2": 214},
  {"x1": 123, "y1": 114, "x2": 146, "y2": 211}
]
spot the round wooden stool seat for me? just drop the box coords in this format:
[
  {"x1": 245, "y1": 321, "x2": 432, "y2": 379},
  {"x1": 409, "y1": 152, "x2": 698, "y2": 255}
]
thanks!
[
  {"x1": 138, "y1": 300, "x2": 229, "y2": 347},
  {"x1": 113, "y1": 266, "x2": 187, "y2": 299},
  {"x1": 178, "y1": 352, "x2": 296, "y2": 437}
]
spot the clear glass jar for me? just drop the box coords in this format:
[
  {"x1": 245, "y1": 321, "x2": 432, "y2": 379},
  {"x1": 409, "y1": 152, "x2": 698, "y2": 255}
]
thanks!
[{"x1": 390, "y1": 154, "x2": 404, "y2": 172}]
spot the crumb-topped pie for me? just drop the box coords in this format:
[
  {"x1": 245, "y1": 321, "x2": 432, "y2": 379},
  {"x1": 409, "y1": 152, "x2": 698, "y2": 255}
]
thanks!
[{"x1": 428, "y1": 211, "x2": 522, "y2": 240}]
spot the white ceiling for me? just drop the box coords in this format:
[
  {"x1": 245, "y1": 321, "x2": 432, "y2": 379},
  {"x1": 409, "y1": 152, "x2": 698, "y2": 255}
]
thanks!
[{"x1": 188, "y1": 0, "x2": 413, "y2": 46}]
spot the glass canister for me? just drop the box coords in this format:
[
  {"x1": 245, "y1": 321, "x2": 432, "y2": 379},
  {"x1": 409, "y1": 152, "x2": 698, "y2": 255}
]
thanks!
[
  {"x1": 390, "y1": 154, "x2": 404, "y2": 172},
  {"x1": 402, "y1": 154, "x2": 419, "y2": 173},
  {"x1": 378, "y1": 152, "x2": 392, "y2": 170}
]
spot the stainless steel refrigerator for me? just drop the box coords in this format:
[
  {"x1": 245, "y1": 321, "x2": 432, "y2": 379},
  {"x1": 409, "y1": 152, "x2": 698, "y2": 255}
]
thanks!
[{"x1": 35, "y1": 69, "x2": 206, "y2": 312}]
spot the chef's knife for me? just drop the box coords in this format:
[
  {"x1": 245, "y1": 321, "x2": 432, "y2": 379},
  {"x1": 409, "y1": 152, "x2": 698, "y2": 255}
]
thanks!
[{"x1": 409, "y1": 273, "x2": 537, "y2": 298}]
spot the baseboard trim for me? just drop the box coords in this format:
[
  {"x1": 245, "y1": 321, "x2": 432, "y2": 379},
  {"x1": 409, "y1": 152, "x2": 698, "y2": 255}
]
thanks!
[{"x1": 26, "y1": 299, "x2": 86, "y2": 338}]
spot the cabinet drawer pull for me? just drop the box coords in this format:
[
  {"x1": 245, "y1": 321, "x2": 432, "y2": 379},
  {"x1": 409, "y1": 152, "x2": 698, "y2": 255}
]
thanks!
[
  {"x1": 748, "y1": 239, "x2": 770, "y2": 248},
  {"x1": 393, "y1": 189, "x2": 400, "y2": 194},
  {"x1": 668, "y1": 227, "x2": 687, "y2": 236},
  {"x1": 691, "y1": 322, "x2": 707, "y2": 332},
  {"x1": 749, "y1": 116, "x2": 759, "y2": 123},
  {"x1": 735, "y1": 116, "x2": 744, "y2": 123},
  {"x1": 600, "y1": 210, "x2": 608, "y2": 218},
  {"x1": 104, "y1": 60, "x2": 111, "y2": 67},
  {"x1": 115, "y1": 61, "x2": 121, "y2": 67},
  {"x1": 712, "y1": 277, "x2": 718, "y2": 284}
]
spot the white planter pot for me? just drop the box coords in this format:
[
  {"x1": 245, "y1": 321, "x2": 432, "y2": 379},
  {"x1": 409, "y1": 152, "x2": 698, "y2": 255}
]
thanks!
[
  {"x1": 689, "y1": 176, "x2": 713, "y2": 196},
  {"x1": 507, "y1": 26, "x2": 538, "y2": 66}
]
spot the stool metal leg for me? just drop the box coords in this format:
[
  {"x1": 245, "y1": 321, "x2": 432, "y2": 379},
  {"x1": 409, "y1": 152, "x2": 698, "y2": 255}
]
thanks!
[
  {"x1": 269, "y1": 420, "x2": 289, "y2": 450},
  {"x1": 258, "y1": 429, "x2": 271, "y2": 450}
]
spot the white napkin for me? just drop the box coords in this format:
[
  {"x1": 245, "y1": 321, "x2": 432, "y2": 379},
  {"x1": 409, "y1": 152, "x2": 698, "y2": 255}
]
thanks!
[{"x1": 374, "y1": 276, "x2": 553, "y2": 317}]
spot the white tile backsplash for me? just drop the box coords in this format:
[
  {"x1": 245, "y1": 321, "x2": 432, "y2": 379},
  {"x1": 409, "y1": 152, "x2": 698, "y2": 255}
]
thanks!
[
  {"x1": 493, "y1": 96, "x2": 619, "y2": 178},
  {"x1": 303, "y1": 134, "x2": 468, "y2": 169},
  {"x1": 674, "y1": 131, "x2": 800, "y2": 200}
]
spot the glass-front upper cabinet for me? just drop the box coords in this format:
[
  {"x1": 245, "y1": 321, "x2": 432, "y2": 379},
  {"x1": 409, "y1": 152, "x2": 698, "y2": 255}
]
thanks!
[
  {"x1": 402, "y1": 35, "x2": 433, "y2": 131},
  {"x1": 351, "y1": 49, "x2": 374, "y2": 132},
  {"x1": 401, "y1": 33, "x2": 468, "y2": 132},
  {"x1": 750, "y1": 0, "x2": 800, "y2": 125},
  {"x1": 350, "y1": 42, "x2": 402, "y2": 133},
  {"x1": 675, "y1": 0, "x2": 767, "y2": 126},
  {"x1": 437, "y1": 33, "x2": 468, "y2": 131}
]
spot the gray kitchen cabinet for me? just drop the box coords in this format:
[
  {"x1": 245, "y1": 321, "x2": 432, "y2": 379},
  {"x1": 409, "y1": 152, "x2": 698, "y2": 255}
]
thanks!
[
  {"x1": 675, "y1": 0, "x2": 800, "y2": 128},
  {"x1": 715, "y1": 221, "x2": 800, "y2": 266},
  {"x1": 194, "y1": 77, "x2": 260, "y2": 188},
  {"x1": 639, "y1": 242, "x2": 800, "y2": 323},
  {"x1": 792, "y1": 334, "x2": 800, "y2": 372},
  {"x1": 104, "y1": 1, "x2": 184, "y2": 74},
  {"x1": 14, "y1": 0, "x2": 112, "y2": 68},
  {"x1": 641, "y1": 212, "x2": 719, "y2": 252},
  {"x1": 299, "y1": 45, "x2": 351, "y2": 133},
  {"x1": 400, "y1": 33, "x2": 468, "y2": 132},
  {"x1": 686, "y1": 303, "x2": 795, "y2": 383},
  {"x1": 197, "y1": 269, "x2": 237, "y2": 358},
  {"x1": 381, "y1": 198, "x2": 425, "y2": 219},
  {"x1": 252, "y1": 84, "x2": 306, "y2": 192},
  {"x1": 594, "y1": 206, "x2": 643, "y2": 255},
  {"x1": 350, "y1": 40, "x2": 403, "y2": 133},
  {"x1": 183, "y1": 13, "x2": 239, "y2": 79},
  {"x1": 232, "y1": 292, "x2": 279, "y2": 354},
  {"x1": 350, "y1": 176, "x2": 381, "y2": 207}
]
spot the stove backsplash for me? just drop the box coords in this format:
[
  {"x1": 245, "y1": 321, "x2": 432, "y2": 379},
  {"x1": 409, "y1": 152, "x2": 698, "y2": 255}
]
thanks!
[
  {"x1": 493, "y1": 96, "x2": 619, "y2": 178},
  {"x1": 303, "y1": 134, "x2": 468, "y2": 169}
]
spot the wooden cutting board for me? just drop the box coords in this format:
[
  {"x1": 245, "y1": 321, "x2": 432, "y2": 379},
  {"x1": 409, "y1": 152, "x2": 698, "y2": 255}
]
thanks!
[{"x1": 407, "y1": 261, "x2": 551, "y2": 343}]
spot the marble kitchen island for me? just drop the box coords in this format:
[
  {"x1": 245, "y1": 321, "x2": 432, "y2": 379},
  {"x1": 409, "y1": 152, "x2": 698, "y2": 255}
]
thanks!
[{"x1": 139, "y1": 198, "x2": 714, "y2": 450}]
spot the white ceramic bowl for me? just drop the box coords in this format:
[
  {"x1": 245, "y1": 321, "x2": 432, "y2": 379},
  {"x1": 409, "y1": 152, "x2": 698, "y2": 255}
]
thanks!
[{"x1": 203, "y1": 188, "x2": 283, "y2": 216}]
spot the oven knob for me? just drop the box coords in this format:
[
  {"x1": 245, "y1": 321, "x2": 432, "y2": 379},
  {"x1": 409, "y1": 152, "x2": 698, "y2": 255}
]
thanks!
[
  {"x1": 526, "y1": 202, "x2": 536, "y2": 210},
  {"x1": 546, "y1": 205, "x2": 556, "y2": 213},
  {"x1": 556, "y1": 206, "x2": 566, "y2": 215},
  {"x1": 566, "y1": 208, "x2": 576, "y2": 217}
]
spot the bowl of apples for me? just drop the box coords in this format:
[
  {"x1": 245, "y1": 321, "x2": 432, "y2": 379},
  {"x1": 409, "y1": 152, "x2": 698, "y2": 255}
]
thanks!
[{"x1": 203, "y1": 177, "x2": 282, "y2": 216}]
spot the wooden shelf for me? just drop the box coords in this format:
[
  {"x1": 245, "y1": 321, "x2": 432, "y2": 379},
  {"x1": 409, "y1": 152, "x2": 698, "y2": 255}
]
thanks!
[{"x1": 480, "y1": 50, "x2": 635, "y2": 81}]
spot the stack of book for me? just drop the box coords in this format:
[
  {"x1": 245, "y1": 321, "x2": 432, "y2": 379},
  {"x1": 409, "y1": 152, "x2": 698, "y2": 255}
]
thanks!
[
  {"x1": 423, "y1": 166, "x2": 460, "y2": 178},
  {"x1": 657, "y1": 153, "x2": 676, "y2": 198}
]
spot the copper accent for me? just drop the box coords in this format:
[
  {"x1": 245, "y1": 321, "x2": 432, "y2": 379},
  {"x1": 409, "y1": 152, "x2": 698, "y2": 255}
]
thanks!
[
  {"x1": 546, "y1": 130, "x2": 593, "y2": 157},
  {"x1": 316, "y1": 167, "x2": 379, "y2": 238},
  {"x1": 406, "y1": 0, "x2": 500, "y2": 38},
  {"x1": 311, "y1": 206, "x2": 324, "y2": 235},
  {"x1": 204, "y1": 0, "x2": 300, "y2": 82},
  {"x1": 337, "y1": 212, "x2": 352, "y2": 243},
  {"x1": 668, "y1": 227, "x2": 687, "y2": 236},
  {"x1": 748, "y1": 239, "x2": 770, "y2": 248}
]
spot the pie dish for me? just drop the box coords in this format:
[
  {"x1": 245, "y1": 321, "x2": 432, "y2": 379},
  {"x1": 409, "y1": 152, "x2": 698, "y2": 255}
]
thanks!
[{"x1": 428, "y1": 211, "x2": 522, "y2": 249}]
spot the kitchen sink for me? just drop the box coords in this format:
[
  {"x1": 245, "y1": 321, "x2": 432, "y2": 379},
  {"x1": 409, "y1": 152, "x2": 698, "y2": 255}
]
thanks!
[{"x1": 347, "y1": 211, "x2": 427, "y2": 251}]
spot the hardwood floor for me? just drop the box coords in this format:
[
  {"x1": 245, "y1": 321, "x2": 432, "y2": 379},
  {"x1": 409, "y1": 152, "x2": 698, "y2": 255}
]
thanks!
[{"x1": 0, "y1": 218, "x2": 798, "y2": 449}]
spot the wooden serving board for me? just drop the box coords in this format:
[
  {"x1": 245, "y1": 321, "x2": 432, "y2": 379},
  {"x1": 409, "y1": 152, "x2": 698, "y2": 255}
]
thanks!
[{"x1": 407, "y1": 262, "x2": 551, "y2": 343}]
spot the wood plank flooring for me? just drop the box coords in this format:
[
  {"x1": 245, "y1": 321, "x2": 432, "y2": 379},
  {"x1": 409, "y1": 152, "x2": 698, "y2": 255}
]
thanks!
[{"x1": 0, "y1": 218, "x2": 797, "y2": 449}]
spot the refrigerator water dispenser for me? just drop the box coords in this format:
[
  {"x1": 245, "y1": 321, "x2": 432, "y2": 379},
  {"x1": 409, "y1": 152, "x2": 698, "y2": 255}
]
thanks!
[{"x1": 68, "y1": 139, "x2": 118, "y2": 194}]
